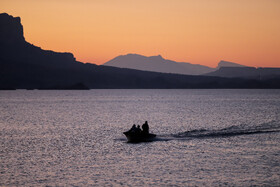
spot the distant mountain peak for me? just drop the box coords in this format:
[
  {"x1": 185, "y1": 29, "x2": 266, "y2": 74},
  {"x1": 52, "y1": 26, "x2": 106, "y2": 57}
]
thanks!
[
  {"x1": 126, "y1": 53, "x2": 142, "y2": 57},
  {"x1": 153, "y1": 54, "x2": 163, "y2": 58},
  {"x1": 124, "y1": 53, "x2": 163, "y2": 59},
  {"x1": 149, "y1": 54, "x2": 164, "y2": 61},
  {"x1": 103, "y1": 53, "x2": 214, "y2": 75},
  {"x1": 217, "y1": 60, "x2": 247, "y2": 68}
]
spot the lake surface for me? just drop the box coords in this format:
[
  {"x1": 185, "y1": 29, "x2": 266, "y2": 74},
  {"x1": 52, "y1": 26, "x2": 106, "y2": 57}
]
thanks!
[{"x1": 0, "y1": 89, "x2": 280, "y2": 186}]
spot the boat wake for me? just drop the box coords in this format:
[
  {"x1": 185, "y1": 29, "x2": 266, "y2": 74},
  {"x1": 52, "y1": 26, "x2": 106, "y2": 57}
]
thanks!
[
  {"x1": 165, "y1": 121, "x2": 280, "y2": 141},
  {"x1": 118, "y1": 121, "x2": 280, "y2": 143}
]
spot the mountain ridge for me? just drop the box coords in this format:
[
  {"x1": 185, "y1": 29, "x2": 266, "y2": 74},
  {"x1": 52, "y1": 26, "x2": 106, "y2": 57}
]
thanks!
[
  {"x1": 1, "y1": 13, "x2": 279, "y2": 89},
  {"x1": 217, "y1": 60, "x2": 247, "y2": 69},
  {"x1": 104, "y1": 53, "x2": 215, "y2": 75},
  {"x1": 104, "y1": 54, "x2": 253, "y2": 75}
]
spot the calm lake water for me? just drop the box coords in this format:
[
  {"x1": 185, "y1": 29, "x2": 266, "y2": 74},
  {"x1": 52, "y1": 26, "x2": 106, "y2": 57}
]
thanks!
[{"x1": 0, "y1": 89, "x2": 280, "y2": 186}]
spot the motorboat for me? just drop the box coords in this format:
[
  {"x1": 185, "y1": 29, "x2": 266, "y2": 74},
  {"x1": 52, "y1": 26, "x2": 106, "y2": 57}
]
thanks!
[{"x1": 123, "y1": 131, "x2": 156, "y2": 143}]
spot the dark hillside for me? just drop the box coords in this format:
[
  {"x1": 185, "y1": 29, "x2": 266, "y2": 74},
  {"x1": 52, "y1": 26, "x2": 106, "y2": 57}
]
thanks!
[{"x1": 1, "y1": 13, "x2": 279, "y2": 89}]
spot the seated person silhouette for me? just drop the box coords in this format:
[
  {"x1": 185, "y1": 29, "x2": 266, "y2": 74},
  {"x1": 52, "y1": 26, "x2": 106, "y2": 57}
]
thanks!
[
  {"x1": 130, "y1": 124, "x2": 137, "y2": 133},
  {"x1": 135, "y1": 125, "x2": 142, "y2": 134}
]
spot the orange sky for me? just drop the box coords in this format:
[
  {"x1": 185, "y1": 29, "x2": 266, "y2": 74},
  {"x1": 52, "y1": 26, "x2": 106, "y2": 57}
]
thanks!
[{"x1": 1, "y1": 0, "x2": 280, "y2": 67}]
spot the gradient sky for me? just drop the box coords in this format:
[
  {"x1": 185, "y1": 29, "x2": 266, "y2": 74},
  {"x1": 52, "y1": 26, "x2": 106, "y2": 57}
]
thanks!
[{"x1": 1, "y1": 0, "x2": 280, "y2": 67}]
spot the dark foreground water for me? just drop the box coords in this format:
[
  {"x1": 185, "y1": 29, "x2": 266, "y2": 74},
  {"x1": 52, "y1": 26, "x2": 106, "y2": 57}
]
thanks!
[{"x1": 0, "y1": 89, "x2": 280, "y2": 186}]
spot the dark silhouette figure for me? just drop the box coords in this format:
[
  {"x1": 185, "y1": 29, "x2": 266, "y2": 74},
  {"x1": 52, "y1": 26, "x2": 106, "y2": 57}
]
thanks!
[
  {"x1": 130, "y1": 124, "x2": 137, "y2": 132},
  {"x1": 136, "y1": 125, "x2": 142, "y2": 134},
  {"x1": 142, "y1": 121, "x2": 149, "y2": 134}
]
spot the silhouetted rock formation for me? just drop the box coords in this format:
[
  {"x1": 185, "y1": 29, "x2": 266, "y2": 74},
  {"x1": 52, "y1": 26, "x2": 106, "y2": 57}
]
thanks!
[
  {"x1": 0, "y1": 13, "x2": 77, "y2": 69},
  {"x1": 1, "y1": 13, "x2": 280, "y2": 89},
  {"x1": 0, "y1": 13, "x2": 25, "y2": 44},
  {"x1": 104, "y1": 54, "x2": 215, "y2": 75}
]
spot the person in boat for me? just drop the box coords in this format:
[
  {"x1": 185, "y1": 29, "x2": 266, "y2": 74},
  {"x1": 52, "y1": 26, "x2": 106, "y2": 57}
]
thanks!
[
  {"x1": 130, "y1": 124, "x2": 137, "y2": 133},
  {"x1": 136, "y1": 125, "x2": 142, "y2": 134},
  {"x1": 142, "y1": 121, "x2": 149, "y2": 134}
]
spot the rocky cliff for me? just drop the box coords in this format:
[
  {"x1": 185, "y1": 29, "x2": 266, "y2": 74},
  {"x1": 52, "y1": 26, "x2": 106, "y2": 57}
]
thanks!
[{"x1": 0, "y1": 13, "x2": 76, "y2": 68}]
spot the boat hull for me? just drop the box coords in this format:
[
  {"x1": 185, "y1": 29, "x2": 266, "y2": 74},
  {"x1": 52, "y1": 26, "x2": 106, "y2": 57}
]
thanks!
[{"x1": 123, "y1": 131, "x2": 156, "y2": 142}]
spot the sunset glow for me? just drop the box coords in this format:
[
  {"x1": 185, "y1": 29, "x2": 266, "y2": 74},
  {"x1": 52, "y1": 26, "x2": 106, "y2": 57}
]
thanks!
[{"x1": 1, "y1": 0, "x2": 280, "y2": 67}]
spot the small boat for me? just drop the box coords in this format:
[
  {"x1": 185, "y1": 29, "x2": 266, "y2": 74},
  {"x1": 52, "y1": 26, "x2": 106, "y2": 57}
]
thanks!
[{"x1": 123, "y1": 131, "x2": 156, "y2": 143}]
